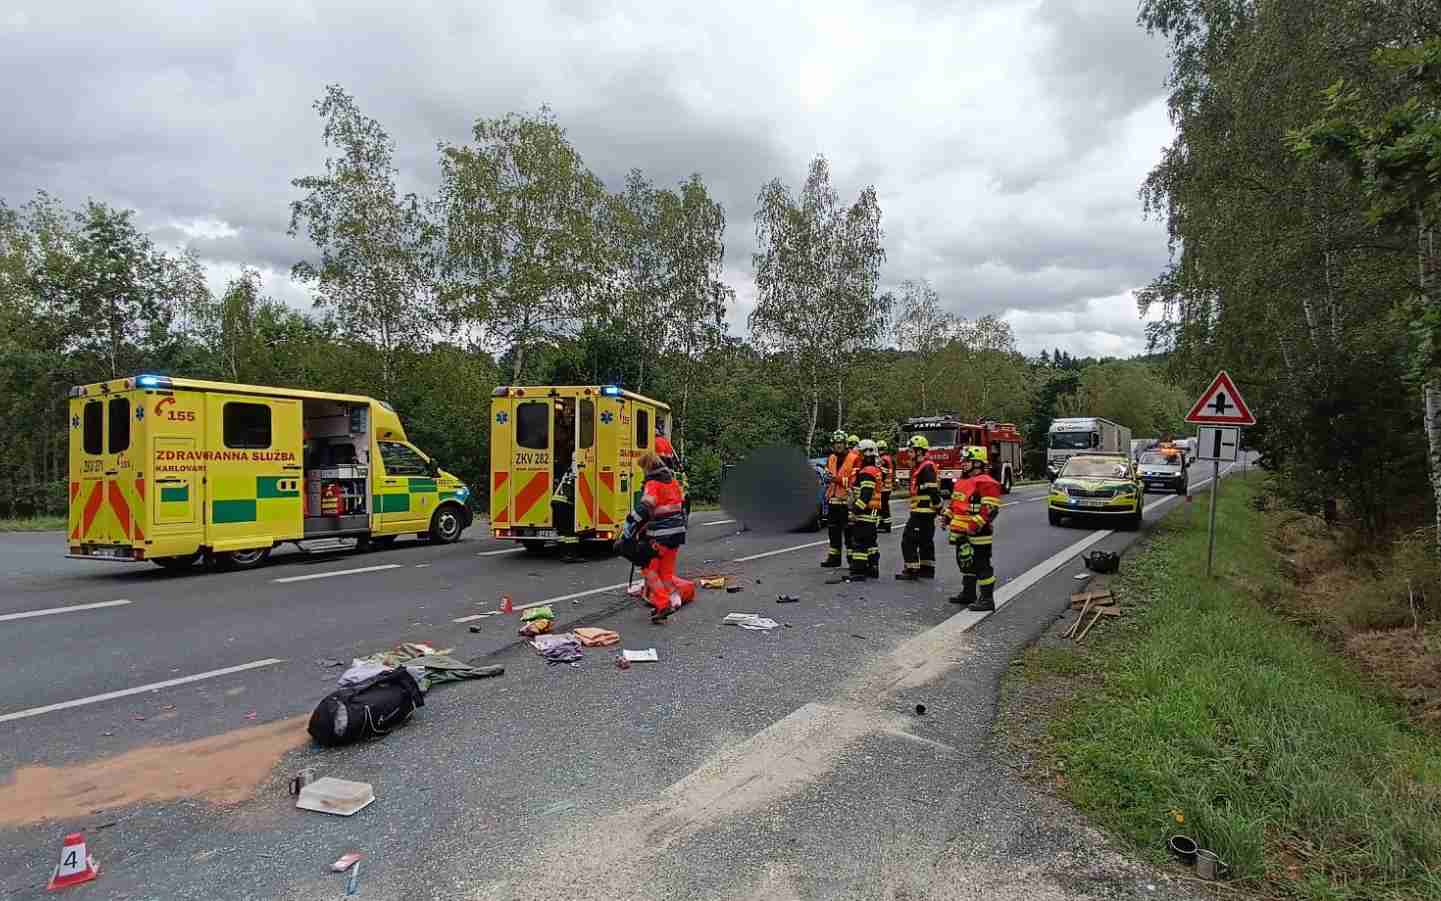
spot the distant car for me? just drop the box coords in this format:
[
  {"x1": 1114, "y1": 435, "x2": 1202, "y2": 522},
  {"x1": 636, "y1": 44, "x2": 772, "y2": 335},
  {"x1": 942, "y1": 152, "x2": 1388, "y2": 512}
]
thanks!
[
  {"x1": 1137, "y1": 448, "x2": 1188, "y2": 495},
  {"x1": 1047, "y1": 454, "x2": 1144, "y2": 531}
]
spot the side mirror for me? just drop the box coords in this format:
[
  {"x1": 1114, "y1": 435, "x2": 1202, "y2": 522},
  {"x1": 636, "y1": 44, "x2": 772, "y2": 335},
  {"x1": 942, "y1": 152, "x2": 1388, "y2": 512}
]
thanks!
[{"x1": 427, "y1": 459, "x2": 441, "y2": 477}]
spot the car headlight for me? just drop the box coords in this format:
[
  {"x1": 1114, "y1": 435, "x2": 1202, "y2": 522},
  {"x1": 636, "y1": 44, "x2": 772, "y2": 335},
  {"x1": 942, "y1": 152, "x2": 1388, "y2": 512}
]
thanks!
[{"x1": 456, "y1": 486, "x2": 471, "y2": 502}]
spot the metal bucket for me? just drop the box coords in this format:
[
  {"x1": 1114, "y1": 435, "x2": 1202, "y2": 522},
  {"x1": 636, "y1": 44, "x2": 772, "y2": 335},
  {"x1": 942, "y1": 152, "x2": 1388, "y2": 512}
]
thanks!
[
  {"x1": 1167, "y1": 834, "x2": 1197, "y2": 865},
  {"x1": 1195, "y1": 848, "x2": 1227, "y2": 880}
]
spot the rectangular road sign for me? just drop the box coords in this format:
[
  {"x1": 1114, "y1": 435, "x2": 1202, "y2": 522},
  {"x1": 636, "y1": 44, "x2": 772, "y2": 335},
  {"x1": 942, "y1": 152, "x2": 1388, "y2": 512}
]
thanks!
[{"x1": 1198, "y1": 426, "x2": 1239, "y2": 462}]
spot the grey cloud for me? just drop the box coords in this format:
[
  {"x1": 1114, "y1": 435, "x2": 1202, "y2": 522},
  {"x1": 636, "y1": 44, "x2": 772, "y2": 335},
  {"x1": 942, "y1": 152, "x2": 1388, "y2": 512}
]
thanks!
[{"x1": 0, "y1": 0, "x2": 1170, "y2": 358}]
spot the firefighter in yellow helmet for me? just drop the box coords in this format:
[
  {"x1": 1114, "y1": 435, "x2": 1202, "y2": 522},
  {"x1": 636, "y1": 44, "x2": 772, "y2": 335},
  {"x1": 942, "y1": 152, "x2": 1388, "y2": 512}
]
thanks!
[
  {"x1": 943, "y1": 446, "x2": 1002, "y2": 611},
  {"x1": 896, "y1": 434, "x2": 940, "y2": 580},
  {"x1": 821, "y1": 430, "x2": 855, "y2": 567}
]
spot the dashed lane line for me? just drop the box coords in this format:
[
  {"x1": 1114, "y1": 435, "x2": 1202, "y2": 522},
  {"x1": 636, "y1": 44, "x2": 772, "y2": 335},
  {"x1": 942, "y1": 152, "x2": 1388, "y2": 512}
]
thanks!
[
  {"x1": 0, "y1": 599, "x2": 131, "y2": 623},
  {"x1": 272, "y1": 563, "x2": 403, "y2": 584},
  {"x1": 0, "y1": 659, "x2": 285, "y2": 725}
]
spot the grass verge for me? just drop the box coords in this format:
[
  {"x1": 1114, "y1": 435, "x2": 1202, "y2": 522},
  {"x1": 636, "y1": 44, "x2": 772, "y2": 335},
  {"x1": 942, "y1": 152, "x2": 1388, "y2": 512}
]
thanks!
[
  {"x1": 1005, "y1": 474, "x2": 1441, "y2": 901},
  {"x1": 0, "y1": 516, "x2": 66, "y2": 532}
]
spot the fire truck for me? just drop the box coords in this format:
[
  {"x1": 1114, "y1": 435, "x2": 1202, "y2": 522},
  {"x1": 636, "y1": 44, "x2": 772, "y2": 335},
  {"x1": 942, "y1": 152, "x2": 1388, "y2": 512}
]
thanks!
[{"x1": 893, "y1": 415, "x2": 1024, "y2": 495}]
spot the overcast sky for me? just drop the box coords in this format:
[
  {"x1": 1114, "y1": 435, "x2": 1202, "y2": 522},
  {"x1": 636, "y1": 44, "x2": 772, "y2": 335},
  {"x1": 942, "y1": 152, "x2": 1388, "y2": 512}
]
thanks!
[{"x1": 1, "y1": 0, "x2": 1173, "y2": 358}]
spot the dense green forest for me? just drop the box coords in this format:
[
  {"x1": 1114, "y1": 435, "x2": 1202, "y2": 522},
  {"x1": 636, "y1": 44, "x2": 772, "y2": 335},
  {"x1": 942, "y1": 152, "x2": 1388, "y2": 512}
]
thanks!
[
  {"x1": 9, "y1": 0, "x2": 1440, "y2": 527},
  {"x1": 0, "y1": 88, "x2": 1197, "y2": 517},
  {"x1": 1137, "y1": 0, "x2": 1440, "y2": 540}
]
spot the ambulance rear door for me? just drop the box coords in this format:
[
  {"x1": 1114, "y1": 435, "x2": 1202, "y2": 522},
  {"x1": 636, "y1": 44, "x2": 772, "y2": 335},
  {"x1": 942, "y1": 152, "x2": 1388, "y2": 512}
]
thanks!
[
  {"x1": 573, "y1": 395, "x2": 599, "y2": 534},
  {"x1": 596, "y1": 395, "x2": 627, "y2": 532},
  {"x1": 495, "y1": 396, "x2": 554, "y2": 531},
  {"x1": 69, "y1": 390, "x2": 139, "y2": 551}
]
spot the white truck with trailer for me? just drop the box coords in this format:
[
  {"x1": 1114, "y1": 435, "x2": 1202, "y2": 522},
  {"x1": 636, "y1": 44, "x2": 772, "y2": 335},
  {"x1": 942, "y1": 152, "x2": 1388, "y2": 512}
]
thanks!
[{"x1": 1047, "y1": 417, "x2": 1132, "y2": 481}]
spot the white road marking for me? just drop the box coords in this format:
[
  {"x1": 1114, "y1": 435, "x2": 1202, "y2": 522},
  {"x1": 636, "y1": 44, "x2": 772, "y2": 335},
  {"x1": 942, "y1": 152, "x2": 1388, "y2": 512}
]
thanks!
[
  {"x1": 987, "y1": 461, "x2": 1239, "y2": 615},
  {"x1": 272, "y1": 564, "x2": 403, "y2": 584},
  {"x1": 515, "y1": 580, "x2": 646, "y2": 612},
  {"x1": 453, "y1": 613, "x2": 497, "y2": 623},
  {"x1": 476, "y1": 548, "x2": 524, "y2": 557},
  {"x1": 0, "y1": 659, "x2": 285, "y2": 725},
  {"x1": 733, "y1": 540, "x2": 829, "y2": 563},
  {"x1": 0, "y1": 599, "x2": 131, "y2": 623}
]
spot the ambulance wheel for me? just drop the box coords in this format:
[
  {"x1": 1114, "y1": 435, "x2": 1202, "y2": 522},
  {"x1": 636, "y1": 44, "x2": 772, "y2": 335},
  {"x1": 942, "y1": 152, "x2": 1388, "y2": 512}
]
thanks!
[
  {"x1": 217, "y1": 547, "x2": 271, "y2": 571},
  {"x1": 153, "y1": 551, "x2": 201, "y2": 571},
  {"x1": 427, "y1": 506, "x2": 464, "y2": 544}
]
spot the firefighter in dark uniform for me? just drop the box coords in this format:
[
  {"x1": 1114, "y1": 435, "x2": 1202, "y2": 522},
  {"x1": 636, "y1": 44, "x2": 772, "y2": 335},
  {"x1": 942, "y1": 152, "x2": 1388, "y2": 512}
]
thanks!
[
  {"x1": 849, "y1": 439, "x2": 883, "y2": 580},
  {"x1": 820, "y1": 430, "x2": 855, "y2": 568},
  {"x1": 943, "y1": 446, "x2": 1002, "y2": 611},
  {"x1": 895, "y1": 435, "x2": 940, "y2": 580}
]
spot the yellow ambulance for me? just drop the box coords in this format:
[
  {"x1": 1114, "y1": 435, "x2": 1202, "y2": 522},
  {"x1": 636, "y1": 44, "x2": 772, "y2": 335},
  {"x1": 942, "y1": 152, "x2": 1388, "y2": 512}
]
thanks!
[
  {"x1": 66, "y1": 374, "x2": 474, "y2": 570},
  {"x1": 489, "y1": 385, "x2": 678, "y2": 550}
]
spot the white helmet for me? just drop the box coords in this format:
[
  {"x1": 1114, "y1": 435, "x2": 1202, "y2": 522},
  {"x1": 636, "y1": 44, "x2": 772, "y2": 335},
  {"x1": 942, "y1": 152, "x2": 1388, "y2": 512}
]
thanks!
[{"x1": 857, "y1": 439, "x2": 878, "y2": 456}]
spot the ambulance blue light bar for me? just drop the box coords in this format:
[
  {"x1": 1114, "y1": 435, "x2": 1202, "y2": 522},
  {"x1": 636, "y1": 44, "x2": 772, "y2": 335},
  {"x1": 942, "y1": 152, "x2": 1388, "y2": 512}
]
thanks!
[
  {"x1": 136, "y1": 374, "x2": 172, "y2": 388},
  {"x1": 600, "y1": 385, "x2": 621, "y2": 396}
]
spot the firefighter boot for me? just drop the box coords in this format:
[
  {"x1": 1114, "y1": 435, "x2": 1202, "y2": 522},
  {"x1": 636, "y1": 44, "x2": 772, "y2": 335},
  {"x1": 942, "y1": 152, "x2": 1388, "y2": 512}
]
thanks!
[
  {"x1": 967, "y1": 580, "x2": 996, "y2": 613},
  {"x1": 895, "y1": 566, "x2": 921, "y2": 581},
  {"x1": 949, "y1": 575, "x2": 977, "y2": 606},
  {"x1": 820, "y1": 554, "x2": 842, "y2": 568}
]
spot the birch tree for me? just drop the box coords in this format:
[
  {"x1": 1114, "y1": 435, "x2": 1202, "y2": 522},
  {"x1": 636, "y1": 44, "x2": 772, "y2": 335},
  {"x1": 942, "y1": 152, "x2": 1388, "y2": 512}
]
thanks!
[
  {"x1": 436, "y1": 107, "x2": 610, "y2": 382},
  {"x1": 894, "y1": 278, "x2": 957, "y2": 410},
  {"x1": 289, "y1": 85, "x2": 439, "y2": 398},
  {"x1": 750, "y1": 155, "x2": 888, "y2": 451}
]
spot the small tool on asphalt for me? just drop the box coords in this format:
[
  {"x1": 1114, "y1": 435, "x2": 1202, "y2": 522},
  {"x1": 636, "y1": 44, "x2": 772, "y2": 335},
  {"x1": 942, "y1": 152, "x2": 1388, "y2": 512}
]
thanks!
[
  {"x1": 331, "y1": 852, "x2": 364, "y2": 873},
  {"x1": 46, "y1": 832, "x2": 99, "y2": 891},
  {"x1": 499, "y1": 594, "x2": 513, "y2": 614},
  {"x1": 776, "y1": 594, "x2": 799, "y2": 604},
  {"x1": 469, "y1": 625, "x2": 482, "y2": 633},
  {"x1": 622, "y1": 648, "x2": 659, "y2": 662},
  {"x1": 345, "y1": 860, "x2": 362, "y2": 895},
  {"x1": 726, "y1": 585, "x2": 744, "y2": 593}
]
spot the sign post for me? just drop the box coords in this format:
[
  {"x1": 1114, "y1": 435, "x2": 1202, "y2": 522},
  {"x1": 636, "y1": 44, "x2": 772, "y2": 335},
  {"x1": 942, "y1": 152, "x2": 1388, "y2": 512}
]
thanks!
[{"x1": 1186, "y1": 373, "x2": 1256, "y2": 577}]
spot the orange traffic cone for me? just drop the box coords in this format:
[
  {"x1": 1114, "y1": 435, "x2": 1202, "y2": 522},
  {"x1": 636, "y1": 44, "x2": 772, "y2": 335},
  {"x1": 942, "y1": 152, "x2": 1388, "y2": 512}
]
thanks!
[{"x1": 47, "y1": 833, "x2": 99, "y2": 891}]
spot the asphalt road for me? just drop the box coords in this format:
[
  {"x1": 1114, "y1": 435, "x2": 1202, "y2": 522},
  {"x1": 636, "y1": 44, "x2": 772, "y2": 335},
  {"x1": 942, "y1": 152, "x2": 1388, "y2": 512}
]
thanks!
[{"x1": 0, "y1": 467, "x2": 1240, "y2": 900}]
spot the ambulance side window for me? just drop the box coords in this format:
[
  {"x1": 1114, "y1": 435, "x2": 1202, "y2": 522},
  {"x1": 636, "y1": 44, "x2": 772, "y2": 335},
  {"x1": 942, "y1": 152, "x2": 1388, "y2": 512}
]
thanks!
[
  {"x1": 636, "y1": 410, "x2": 649, "y2": 449},
  {"x1": 224, "y1": 402, "x2": 271, "y2": 449},
  {"x1": 579, "y1": 399, "x2": 594, "y2": 449},
  {"x1": 83, "y1": 402, "x2": 103, "y2": 455},
  {"x1": 516, "y1": 402, "x2": 548, "y2": 450},
  {"x1": 379, "y1": 441, "x2": 428, "y2": 476},
  {"x1": 108, "y1": 398, "x2": 130, "y2": 453}
]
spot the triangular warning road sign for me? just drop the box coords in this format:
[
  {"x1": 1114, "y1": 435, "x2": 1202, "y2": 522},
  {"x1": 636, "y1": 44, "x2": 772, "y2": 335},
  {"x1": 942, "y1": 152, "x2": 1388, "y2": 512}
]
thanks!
[{"x1": 1185, "y1": 370, "x2": 1256, "y2": 425}]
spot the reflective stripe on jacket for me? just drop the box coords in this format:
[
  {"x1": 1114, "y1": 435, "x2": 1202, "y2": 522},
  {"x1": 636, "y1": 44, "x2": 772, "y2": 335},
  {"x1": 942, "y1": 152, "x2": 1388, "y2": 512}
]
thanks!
[
  {"x1": 910, "y1": 459, "x2": 941, "y2": 514},
  {"x1": 624, "y1": 465, "x2": 687, "y2": 547},
  {"x1": 852, "y1": 463, "x2": 882, "y2": 521},
  {"x1": 946, "y1": 473, "x2": 1002, "y2": 542}
]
